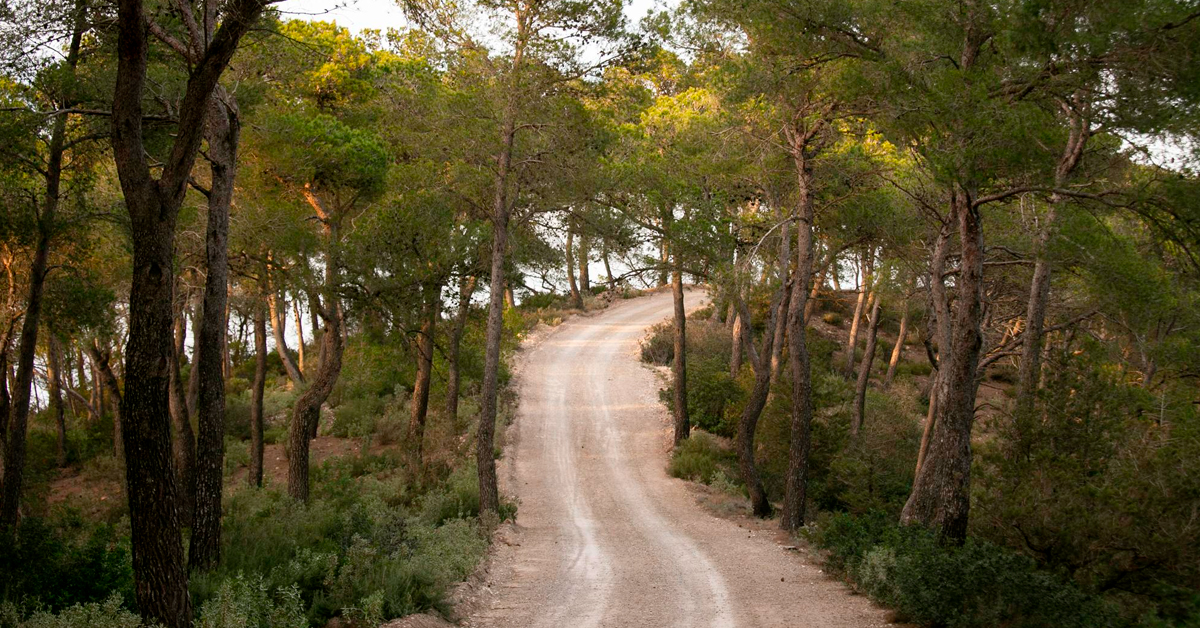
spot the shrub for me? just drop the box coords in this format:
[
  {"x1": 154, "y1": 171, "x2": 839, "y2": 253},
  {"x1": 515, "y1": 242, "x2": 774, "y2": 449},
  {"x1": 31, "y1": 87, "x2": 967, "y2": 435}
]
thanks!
[
  {"x1": 668, "y1": 432, "x2": 738, "y2": 485},
  {"x1": 0, "y1": 594, "x2": 150, "y2": 628},
  {"x1": 640, "y1": 322, "x2": 673, "y2": 365},
  {"x1": 197, "y1": 575, "x2": 306, "y2": 628},
  {"x1": 822, "y1": 312, "x2": 844, "y2": 327},
  {"x1": 812, "y1": 512, "x2": 1123, "y2": 628},
  {"x1": 0, "y1": 515, "x2": 134, "y2": 614}
]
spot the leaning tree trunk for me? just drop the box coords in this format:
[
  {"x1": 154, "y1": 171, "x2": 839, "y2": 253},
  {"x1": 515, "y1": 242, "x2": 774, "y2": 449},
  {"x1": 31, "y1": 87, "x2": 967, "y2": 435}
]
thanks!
[
  {"x1": 409, "y1": 284, "x2": 440, "y2": 460},
  {"x1": 249, "y1": 301, "x2": 266, "y2": 488},
  {"x1": 446, "y1": 276, "x2": 476, "y2": 421},
  {"x1": 287, "y1": 304, "x2": 344, "y2": 502},
  {"x1": 1017, "y1": 105, "x2": 1089, "y2": 411},
  {"x1": 602, "y1": 243, "x2": 615, "y2": 291},
  {"x1": 883, "y1": 303, "x2": 909, "y2": 389},
  {"x1": 566, "y1": 229, "x2": 583, "y2": 309},
  {"x1": 900, "y1": 188, "x2": 984, "y2": 545},
  {"x1": 734, "y1": 286, "x2": 788, "y2": 518},
  {"x1": 671, "y1": 264, "x2": 689, "y2": 446},
  {"x1": 190, "y1": 89, "x2": 238, "y2": 572},
  {"x1": 843, "y1": 257, "x2": 868, "y2": 375},
  {"x1": 268, "y1": 285, "x2": 304, "y2": 387},
  {"x1": 851, "y1": 297, "x2": 883, "y2": 438}
]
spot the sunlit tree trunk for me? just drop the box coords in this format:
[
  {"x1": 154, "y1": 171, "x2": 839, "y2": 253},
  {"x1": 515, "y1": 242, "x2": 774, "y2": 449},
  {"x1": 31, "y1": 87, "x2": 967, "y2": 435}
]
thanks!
[
  {"x1": 566, "y1": 229, "x2": 583, "y2": 309},
  {"x1": 883, "y1": 304, "x2": 909, "y2": 389}
]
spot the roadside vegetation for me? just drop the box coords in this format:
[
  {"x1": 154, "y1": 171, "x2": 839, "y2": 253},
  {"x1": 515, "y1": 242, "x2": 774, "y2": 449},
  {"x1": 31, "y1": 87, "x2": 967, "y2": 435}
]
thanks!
[{"x1": 1, "y1": 0, "x2": 1198, "y2": 625}]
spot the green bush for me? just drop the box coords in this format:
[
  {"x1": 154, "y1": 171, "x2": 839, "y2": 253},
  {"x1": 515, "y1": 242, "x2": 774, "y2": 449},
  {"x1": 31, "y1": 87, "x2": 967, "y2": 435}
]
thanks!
[
  {"x1": 0, "y1": 515, "x2": 134, "y2": 614},
  {"x1": 822, "y1": 311, "x2": 844, "y2": 327},
  {"x1": 0, "y1": 594, "x2": 151, "y2": 628},
  {"x1": 197, "y1": 575, "x2": 306, "y2": 628},
  {"x1": 640, "y1": 322, "x2": 673, "y2": 365},
  {"x1": 813, "y1": 512, "x2": 1123, "y2": 628},
  {"x1": 668, "y1": 432, "x2": 738, "y2": 485}
]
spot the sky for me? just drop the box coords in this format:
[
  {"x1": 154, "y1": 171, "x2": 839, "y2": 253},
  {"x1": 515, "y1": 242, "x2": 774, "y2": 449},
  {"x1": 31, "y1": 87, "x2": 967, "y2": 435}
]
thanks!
[{"x1": 275, "y1": 0, "x2": 665, "y2": 35}]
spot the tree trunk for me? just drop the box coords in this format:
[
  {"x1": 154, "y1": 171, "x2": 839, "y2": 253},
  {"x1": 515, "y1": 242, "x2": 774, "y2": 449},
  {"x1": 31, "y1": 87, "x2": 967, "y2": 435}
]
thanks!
[
  {"x1": 0, "y1": 4, "x2": 85, "y2": 529},
  {"x1": 734, "y1": 285, "x2": 788, "y2": 518},
  {"x1": 268, "y1": 286, "x2": 304, "y2": 387},
  {"x1": 446, "y1": 276, "x2": 476, "y2": 421},
  {"x1": 189, "y1": 90, "x2": 238, "y2": 572},
  {"x1": 729, "y1": 313, "x2": 744, "y2": 377},
  {"x1": 110, "y1": 0, "x2": 267, "y2": 621},
  {"x1": 409, "y1": 283, "x2": 440, "y2": 460},
  {"x1": 185, "y1": 295, "x2": 200, "y2": 419},
  {"x1": 287, "y1": 299, "x2": 344, "y2": 502},
  {"x1": 578, "y1": 233, "x2": 590, "y2": 294},
  {"x1": 602, "y1": 243, "x2": 615, "y2": 291},
  {"x1": 1018, "y1": 105, "x2": 1089, "y2": 409},
  {"x1": 168, "y1": 308, "x2": 196, "y2": 529},
  {"x1": 293, "y1": 297, "x2": 305, "y2": 375},
  {"x1": 844, "y1": 254, "x2": 873, "y2": 376},
  {"x1": 851, "y1": 297, "x2": 883, "y2": 438},
  {"x1": 658, "y1": 239, "x2": 669, "y2": 287},
  {"x1": 48, "y1": 333, "x2": 68, "y2": 467},
  {"x1": 900, "y1": 188, "x2": 984, "y2": 544},
  {"x1": 883, "y1": 304, "x2": 909, "y2": 389},
  {"x1": 770, "y1": 221, "x2": 790, "y2": 380},
  {"x1": 671, "y1": 265, "x2": 689, "y2": 446},
  {"x1": 915, "y1": 387, "x2": 936, "y2": 478},
  {"x1": 222, "y1": 282, "x2": 232, "y2": 382},
  {"x1": 87, "y1": 343, "x2": 124, "y2": 461},
  {"x1": 782, "y1": 140, "x2": 816, "y2": 531},
  {"x1": 249, "y1": 301, "x2": 266, "y2": 488},
  {"x1": 566, "y1": 229, "x2": 583, "y2": 309}
]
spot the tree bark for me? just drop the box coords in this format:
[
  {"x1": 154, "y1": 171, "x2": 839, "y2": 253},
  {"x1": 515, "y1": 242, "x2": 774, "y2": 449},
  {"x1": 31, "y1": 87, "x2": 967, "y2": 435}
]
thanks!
[
  {"x1": 734, "y1": 284, "x2": 788, "y2": 518},
  {"x1": 566, "y1": 229, "x2": 583, "y2": 309},
  {"x1": 293, "y1": 296, "x2": 305, "y2": 375},
  {"x1": 409, "y1": 283, "x2": 440, "y2": 460},
  {"x1": 729, "y1": 313, "x2": 744, "y2": 377},
  {"x1": 249, "y1": 300, "x2": 266, "y2": 488},
  {"x1": 671, "y1": 265, "x2": 689, "y2": 446},
  {"x1": 844, "y1": 255, "x2": 874, "y2": 377},
  {"x1": 883, "y1": 303, "x2": 909, "y2": 389},
  {"x1": 602, "y1": 242, "x2": 615, "y2": 291},
  {"x1": 900, "y1": 188, "x2": 984, "y2": 544},
  {"x1": 287, "y1": 296, "x2": 344, "y2": 503},
  {"x1": 189, "y1": 89, "x2": 238, "y2": 572},
  {"x1": 110, "y1": 0, "x2": 267, "y2": 622},
  {"x1": 446, "y1": 276, "x2": 476, "y2": 421},
  {"x1": 578, "y1": 233, "x2": 590, "y2": 294},
  {"x1": 48, "y1": 333, "x2": 68, "y2": 467},
  {"x1": 168, "y1": 305, "x2": 196, "y2": 529},
  {"x1": 186, "y1": 295, "x2": 200, "y2": 419},
  {"x1": 770, "y1": 221, "x2": 791, "y2": 380},
  {"x1": 851, "y1": 297, "x2": 883, "y2": 438},
  {"x1": 0, "y1": 2, "x2": 85, "y2": 530},
  {"x1": 87, "y1": 343, "x2": 124, "y2": 461},
  {"x1": 782, "y1": 136, "x2": 816, "y2": 531}
]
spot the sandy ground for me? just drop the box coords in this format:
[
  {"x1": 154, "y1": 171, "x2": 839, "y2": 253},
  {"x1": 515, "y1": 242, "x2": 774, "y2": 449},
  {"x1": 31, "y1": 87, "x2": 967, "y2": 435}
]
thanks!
[{"x1": 464, "y1": 290, "x2": 895, "y2": 628}]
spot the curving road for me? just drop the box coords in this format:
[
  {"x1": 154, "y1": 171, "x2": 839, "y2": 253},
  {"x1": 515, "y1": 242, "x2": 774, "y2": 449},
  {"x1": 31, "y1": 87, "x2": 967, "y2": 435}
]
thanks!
[{"x1": 466, "y1": 290, "x2": 892, "y2": 628}]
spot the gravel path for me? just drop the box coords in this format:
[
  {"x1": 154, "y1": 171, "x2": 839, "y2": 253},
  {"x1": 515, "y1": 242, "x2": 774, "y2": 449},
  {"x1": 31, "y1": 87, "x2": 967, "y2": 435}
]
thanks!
[{"x1": 465, "y1": 290, "x2": 894, "y2": 628}]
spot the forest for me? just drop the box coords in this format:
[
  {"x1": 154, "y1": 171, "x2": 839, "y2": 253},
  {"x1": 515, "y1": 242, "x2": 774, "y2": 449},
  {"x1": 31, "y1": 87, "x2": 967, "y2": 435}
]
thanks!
[{"x1": 0, "y1": 0, "x2": 1198, "y2": 626}]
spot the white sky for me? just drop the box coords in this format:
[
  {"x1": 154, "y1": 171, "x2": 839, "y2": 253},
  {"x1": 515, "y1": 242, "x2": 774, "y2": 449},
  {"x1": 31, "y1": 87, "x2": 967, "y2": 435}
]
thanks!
[{"x1": 275, "y1": 0, "x2": 666, "y2": 35}]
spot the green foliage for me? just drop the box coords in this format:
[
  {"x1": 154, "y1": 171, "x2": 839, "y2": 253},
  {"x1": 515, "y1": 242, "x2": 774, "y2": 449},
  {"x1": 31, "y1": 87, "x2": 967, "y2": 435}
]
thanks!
[
  {"x1": 0, "y1": 594, "x2": 152, "y2": 628},
  {"x1": 0, "y1": 516, "x2": 134, "y2": 614},
  {"x1": 813, "y1": 512, "x2": 1123, "y2": 628},
  {"x1": 196, "y1": 575, "x2": 306, "y2": 628},
  {"x1": 668, "y1": 432, "x2": 739, "y2": 485}
]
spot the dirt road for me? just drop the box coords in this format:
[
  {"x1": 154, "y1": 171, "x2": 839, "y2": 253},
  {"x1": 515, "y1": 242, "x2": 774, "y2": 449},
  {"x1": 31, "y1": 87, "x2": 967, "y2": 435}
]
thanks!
[{"x1": 466, "y1": 290, "x2": 892, "y2": 628}]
